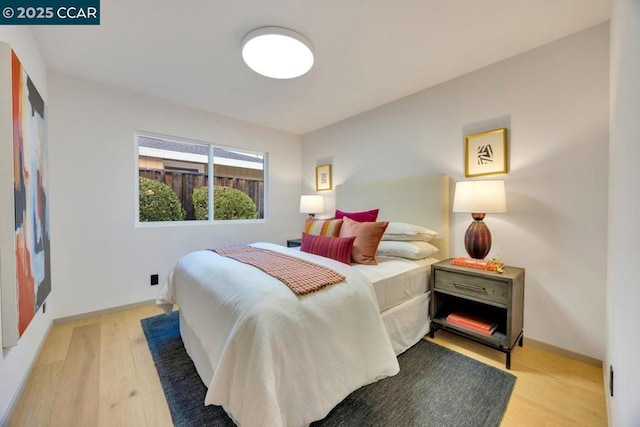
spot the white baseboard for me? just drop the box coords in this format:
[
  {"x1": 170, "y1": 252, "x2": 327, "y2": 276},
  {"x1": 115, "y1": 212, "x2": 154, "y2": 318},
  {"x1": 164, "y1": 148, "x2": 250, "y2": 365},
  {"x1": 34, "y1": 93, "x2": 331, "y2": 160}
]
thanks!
[
  {"x1": 525, "y1": 337, "x2": 603, "y2": 367},
  {"x1": 54, "y1": 299, "x2": 156, "y2": 324}
]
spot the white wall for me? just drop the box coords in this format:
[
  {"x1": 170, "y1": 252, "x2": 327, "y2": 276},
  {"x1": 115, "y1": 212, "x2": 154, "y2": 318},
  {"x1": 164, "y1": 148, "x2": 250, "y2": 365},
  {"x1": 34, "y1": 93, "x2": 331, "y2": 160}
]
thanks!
[
  {"x1": 302, "y1": 24, "x2": 609, "y2": 360},
  {"x1": 607, "y1": 0, "x2": 640, "y2": 424},
  {"x1": 0, "y1": 27, "x2": 52, "y2": 425},
  {"x1": 47, "y1": 71, "x2": 302, "y2": 318}
]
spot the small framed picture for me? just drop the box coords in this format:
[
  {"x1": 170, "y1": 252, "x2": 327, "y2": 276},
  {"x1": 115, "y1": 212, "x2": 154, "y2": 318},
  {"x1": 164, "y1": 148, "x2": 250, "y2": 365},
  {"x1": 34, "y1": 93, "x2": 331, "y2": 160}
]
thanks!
[
  {"x1": 315, "y1": 164, "x2": 332, "y2": 191},
  {"x1": 465, "y1": 128, "x2": 508, "y2": 178}
]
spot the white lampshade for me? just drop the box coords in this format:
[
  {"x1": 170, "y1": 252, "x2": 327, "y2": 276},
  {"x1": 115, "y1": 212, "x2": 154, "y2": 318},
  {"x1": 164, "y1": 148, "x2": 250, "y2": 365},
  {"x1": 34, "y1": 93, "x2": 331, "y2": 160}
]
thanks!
[
  {"x1": 453, "y1": 181, "x2": 507, "y2": 213},
  {"x1": 242, "y1": 27, "x2": 314, "y2": 79},
  {"x1": 300, "y1": 195, "x2": 324, "y2": 214}
]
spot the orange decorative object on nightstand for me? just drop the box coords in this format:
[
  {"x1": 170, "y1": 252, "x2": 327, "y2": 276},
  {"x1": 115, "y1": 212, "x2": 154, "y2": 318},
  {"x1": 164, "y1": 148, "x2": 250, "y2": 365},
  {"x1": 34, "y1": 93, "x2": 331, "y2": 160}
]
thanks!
[{"x1": 450, "y1": 257, "x2": 504, "y2": 272}]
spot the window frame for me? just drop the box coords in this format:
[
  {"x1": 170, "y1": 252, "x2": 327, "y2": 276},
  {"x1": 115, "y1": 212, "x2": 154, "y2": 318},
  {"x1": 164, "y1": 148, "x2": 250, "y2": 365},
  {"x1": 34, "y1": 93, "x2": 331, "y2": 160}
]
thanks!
[{"x1": 135, "y1": 131, "x2": 267, "y2": 227}]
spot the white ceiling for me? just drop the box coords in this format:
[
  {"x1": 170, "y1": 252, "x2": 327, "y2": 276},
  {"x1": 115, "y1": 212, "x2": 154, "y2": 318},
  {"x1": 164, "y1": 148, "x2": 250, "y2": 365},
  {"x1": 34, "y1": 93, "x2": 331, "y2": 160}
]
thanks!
[{"x1": 31, "y1": 0, "x2": 611, "y2": 135}]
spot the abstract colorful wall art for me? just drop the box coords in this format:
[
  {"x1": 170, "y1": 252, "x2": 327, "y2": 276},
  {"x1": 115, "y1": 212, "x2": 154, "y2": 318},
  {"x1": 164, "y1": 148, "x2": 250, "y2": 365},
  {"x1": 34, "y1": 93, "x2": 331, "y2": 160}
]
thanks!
[{"x1": 10, "y1": 49, "x2": 51, "y2": 340}]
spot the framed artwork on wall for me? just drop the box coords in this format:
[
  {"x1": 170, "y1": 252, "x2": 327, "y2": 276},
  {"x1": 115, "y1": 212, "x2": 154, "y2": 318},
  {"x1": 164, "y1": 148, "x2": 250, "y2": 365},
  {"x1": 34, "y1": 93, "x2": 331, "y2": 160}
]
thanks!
[
  {"x1": 315, "y1": 164, "x2": 332, "y2": 191},
  {"x1": 0, "y1": 46, "x2": 51, "y2": 347},
  {"x1": 464, "y1": 128, "x2": 508, "y2": 178}
]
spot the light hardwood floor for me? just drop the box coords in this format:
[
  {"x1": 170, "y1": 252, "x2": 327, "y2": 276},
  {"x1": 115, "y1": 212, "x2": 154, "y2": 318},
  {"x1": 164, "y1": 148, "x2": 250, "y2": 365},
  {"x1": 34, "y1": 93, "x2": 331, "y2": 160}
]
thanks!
[{"x1": 9, "y1": 304, "x2": 607, "y2": 426}]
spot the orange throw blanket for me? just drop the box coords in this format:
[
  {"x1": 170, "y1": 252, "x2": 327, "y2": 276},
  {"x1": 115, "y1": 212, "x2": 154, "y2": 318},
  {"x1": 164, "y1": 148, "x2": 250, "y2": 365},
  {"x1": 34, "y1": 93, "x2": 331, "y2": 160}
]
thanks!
[{"x1": 212, "y1": 245, "x2": 345, "y2": 296}]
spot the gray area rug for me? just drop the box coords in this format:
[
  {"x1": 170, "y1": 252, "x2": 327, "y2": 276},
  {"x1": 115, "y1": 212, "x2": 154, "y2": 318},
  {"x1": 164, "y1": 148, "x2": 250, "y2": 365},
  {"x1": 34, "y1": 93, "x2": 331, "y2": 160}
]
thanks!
[{"x1": 142, "y1": 311, "x2": 515, "y2": 426}]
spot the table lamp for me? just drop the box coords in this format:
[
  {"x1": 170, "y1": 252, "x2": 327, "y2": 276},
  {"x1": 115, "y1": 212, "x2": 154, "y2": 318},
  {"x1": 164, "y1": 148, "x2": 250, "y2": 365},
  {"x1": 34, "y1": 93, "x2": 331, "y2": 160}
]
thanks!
[
  {"x1": 453, "y1": 180, "x2": 506, "y2": 259},
  {"x1": 300, "y1": 195, "x2": 324, "y2": 218}
]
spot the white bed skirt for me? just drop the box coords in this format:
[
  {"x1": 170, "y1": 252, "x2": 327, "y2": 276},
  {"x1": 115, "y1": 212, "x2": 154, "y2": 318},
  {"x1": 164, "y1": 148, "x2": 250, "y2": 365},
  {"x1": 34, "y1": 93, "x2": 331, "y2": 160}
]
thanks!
[
  {"x1": 180, "y1": 309, "x2": 215, "y2": 387},
  {"x1": 382, "y1": 291, "x2": 431, "y2": 355}
]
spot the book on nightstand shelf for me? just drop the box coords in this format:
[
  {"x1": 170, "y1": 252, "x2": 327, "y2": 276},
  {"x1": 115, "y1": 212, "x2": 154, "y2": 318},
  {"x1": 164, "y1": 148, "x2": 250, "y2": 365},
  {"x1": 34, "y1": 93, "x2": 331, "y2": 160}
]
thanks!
[
  {"x1": 451, "y1": 257, "x2": 504, "y2": 271},
  {"x1": 446, "y1": 312, "x2": 498, "y2": 336}
]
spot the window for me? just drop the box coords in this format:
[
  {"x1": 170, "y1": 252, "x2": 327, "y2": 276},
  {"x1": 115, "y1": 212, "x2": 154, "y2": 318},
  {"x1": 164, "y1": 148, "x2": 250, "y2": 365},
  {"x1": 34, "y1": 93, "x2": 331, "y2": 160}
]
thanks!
[{"x1": 137, "y1": 133, "x2": 266, "y2": 223}]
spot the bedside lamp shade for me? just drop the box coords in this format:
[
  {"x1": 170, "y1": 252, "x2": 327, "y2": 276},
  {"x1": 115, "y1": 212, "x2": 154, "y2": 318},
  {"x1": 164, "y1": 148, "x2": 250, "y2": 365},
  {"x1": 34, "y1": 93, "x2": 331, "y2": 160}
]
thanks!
[
  {"x1": 300, "y1": 195, "x2": 324, "y2": 217},
  {"x1": 453, "y1": 181, "x2": 506, "y2": 259}
]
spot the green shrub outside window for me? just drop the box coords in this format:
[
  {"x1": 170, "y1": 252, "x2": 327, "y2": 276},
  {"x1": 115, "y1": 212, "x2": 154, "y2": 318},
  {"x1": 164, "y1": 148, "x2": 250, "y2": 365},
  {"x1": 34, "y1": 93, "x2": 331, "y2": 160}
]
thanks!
[
  {"x1": 139, "y1": 177, "x2": 186, "y2": 222},
  {"x1": 193, "y1": 186, "x2": 258, "y2": 220}
]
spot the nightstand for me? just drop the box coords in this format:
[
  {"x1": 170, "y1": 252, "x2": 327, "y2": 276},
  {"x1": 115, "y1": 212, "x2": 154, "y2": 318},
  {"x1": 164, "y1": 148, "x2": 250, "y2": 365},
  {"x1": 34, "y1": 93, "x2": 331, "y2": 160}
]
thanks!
[
  {"x1": 286, "y1": 238, "x2": 302, "y2": 248},
  {"x1": 429, "y1": 259, "x2": 525, "y2": 369}
]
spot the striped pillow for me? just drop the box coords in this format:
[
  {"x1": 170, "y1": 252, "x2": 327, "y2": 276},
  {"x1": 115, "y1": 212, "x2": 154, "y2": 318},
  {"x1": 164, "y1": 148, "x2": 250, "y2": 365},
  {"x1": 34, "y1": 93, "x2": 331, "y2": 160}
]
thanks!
[
  {"x1": 300, "y1": 233, "x2": 355, "y2": 265},
  {"x1": 304, "y1": 218, "x2": 343, "y2": 237}
]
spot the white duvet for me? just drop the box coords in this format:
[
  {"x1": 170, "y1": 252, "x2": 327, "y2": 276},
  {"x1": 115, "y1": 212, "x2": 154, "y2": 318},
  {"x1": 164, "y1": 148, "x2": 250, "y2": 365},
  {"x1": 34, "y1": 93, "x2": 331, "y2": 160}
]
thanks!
[{"x1": 156, "y1": 242, "x2": 399, "y2": 427}]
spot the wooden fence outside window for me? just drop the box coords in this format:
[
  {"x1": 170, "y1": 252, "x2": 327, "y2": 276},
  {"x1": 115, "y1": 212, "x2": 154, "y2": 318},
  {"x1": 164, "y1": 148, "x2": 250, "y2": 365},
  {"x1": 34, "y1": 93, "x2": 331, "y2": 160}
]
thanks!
[{"x1": 139, "y1": 168, "x2": 264, "y2": 220}]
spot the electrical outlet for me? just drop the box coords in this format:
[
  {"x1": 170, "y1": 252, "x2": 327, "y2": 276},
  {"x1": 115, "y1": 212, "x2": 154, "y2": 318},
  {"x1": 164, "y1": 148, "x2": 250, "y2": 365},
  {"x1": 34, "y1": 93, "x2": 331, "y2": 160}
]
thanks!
[
  {"x1": 609, "y1": 365, "x2": 614, "y2": 397},
  {"x1": 150, "y1": 274, "x2": 159, "y2": 286}
]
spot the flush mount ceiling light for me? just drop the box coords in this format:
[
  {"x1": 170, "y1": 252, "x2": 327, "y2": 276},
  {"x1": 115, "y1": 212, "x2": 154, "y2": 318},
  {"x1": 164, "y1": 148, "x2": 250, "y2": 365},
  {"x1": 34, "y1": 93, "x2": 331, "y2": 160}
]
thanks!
[{"x1": 242, "y1": 26, "x2": 314, "y2": 79}]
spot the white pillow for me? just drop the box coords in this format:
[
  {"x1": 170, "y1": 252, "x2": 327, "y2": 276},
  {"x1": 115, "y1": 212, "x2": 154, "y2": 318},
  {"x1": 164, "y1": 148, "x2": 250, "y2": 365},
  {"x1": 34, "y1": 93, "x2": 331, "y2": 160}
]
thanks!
[
  {"x1": 376, "y1": 241, "x2": 439, "y2": 260},
  {"x1": 381, "y1": 222, "x2": 439, "y2": 242}
]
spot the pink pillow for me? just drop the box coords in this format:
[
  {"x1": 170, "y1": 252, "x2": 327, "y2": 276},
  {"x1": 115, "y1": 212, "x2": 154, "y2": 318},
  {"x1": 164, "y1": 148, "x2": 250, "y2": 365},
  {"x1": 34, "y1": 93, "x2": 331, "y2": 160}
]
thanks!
[
  {"x1": 335, "y1": 209, "x2": 379, "y2": 222},
  {"x1": 339, "y1": 217, "x2": 389, "y2": 265},
  {"x1": 304, "y1": 218, "x2": 343, "y2": 237},
  {"x1": 300, "y1": 233, "x2": 356, "y2": 265}
]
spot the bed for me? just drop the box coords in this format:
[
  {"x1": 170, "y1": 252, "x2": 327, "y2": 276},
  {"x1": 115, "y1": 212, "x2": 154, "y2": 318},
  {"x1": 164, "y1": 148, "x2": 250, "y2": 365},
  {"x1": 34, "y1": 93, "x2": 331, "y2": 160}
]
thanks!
[{"x1": 156, "y1": 174, "x2": 451, "y2": 426}]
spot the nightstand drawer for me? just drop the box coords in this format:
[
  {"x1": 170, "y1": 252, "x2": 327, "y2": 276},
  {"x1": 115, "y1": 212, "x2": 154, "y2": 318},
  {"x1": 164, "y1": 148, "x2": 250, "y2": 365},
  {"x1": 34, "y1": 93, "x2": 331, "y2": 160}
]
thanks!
[{"x1": 434, "y1": 270, "x2": 508, "y2": 306}]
